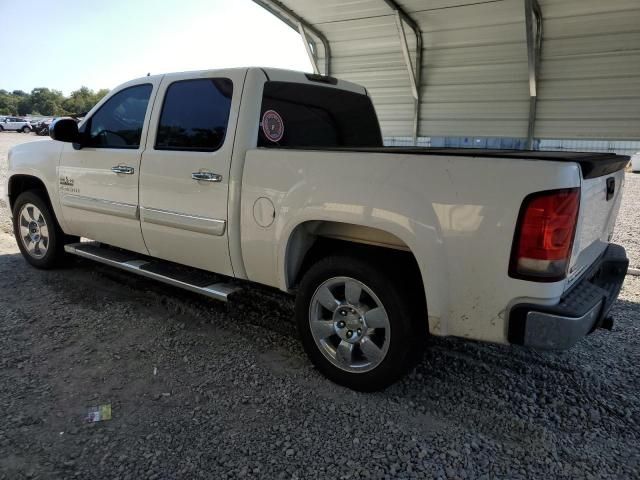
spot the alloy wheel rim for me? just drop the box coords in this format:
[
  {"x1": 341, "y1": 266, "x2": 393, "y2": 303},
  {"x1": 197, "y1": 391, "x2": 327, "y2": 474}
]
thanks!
[
  {"x1": 309, "y1": 276, "x2": 390, "y2": 373},
  {"x1": 19, "y1": 203, "x2": 49, "y2": 259}
]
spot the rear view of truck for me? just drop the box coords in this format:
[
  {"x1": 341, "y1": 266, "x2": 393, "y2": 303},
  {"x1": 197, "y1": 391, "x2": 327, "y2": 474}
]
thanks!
[{"x1": 508, "y1": 155, "x2": 629, "y2": 349}]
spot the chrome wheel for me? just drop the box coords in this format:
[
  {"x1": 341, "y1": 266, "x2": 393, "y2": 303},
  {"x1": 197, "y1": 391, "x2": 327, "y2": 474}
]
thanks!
[
  {"x1": 309, "y1": 276, "x2": 390, "y2": 373},
  {"x1": 18, "y1": 203, "x2": 49, "y2": 259}
]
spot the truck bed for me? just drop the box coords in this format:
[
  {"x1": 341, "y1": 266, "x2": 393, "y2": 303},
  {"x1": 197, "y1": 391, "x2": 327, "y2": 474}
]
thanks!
[{"x1": 272, "y1": 147, "x2": 630, "y2": 180}]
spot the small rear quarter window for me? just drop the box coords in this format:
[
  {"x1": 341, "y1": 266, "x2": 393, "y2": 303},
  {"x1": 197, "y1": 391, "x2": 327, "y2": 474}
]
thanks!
[{"x1": 258, "y1": 81, "x2": 382, "y2": 149}]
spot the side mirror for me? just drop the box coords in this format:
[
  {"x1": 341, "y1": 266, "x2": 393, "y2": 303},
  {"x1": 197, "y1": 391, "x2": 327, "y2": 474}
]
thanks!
[{"x1": 50, "y1": 118, "x2": 80, "y2": 143}]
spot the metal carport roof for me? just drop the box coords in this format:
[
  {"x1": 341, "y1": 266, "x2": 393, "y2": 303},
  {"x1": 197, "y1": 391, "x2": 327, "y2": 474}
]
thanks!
[{"x1": 254, "y1": 0, "x2": 640, "y2": 144}]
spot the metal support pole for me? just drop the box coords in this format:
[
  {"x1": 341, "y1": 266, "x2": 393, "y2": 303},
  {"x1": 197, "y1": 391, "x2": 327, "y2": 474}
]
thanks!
[
  {"x1": 298, "y1": 22, "x2": 320, "y2": 74},
  {"x1": 253, "y1": 0, "x2": 331, "y2": 76},
  {"x1": 394, "y1": 12, "x2": 419, "y2": 101},
  {"x1": 525, "y1": 0, "x2": 543, "y2": 150},
  {"x1": 386, "y1": 0, "x2": 423, "y2": 145}
]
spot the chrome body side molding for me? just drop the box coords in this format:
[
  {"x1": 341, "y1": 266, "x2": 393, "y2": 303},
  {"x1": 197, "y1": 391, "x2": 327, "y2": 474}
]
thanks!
[
  {"x1": 61, "y1": 194, "x2": 139, "y2": 220},
  {"x1": 141, "y1": 207, "x2": 226, "y2": 236}
]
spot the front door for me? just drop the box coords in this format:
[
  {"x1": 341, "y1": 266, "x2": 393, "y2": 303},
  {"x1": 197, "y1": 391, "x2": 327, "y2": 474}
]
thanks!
[
  {"x1": 139, "y1": 71, "x2": 244, "y2": 277},
  {"x1": 57, "y1": 80, "x2": 159, "y2": 254}
]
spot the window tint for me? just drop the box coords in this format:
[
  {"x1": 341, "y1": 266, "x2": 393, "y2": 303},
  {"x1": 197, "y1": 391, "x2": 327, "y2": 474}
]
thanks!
[
  {"x1": 258, "y1": 81, "x2": 382, "y2": 148},
  {"x1": 155, "y1": 78, "x2": 233, "y2": 151},
  {"x1": 83, "y1": 84, "x2": 152, "y2": 148}
]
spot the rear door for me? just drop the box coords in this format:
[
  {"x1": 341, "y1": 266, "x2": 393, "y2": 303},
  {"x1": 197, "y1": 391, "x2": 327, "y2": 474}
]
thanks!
[
  {"x1": 139, "y1": 70, "x2": 244, "y2": 277},
  {"x1": 57, "y1": 80, "x2": 159, "y2": 254}
]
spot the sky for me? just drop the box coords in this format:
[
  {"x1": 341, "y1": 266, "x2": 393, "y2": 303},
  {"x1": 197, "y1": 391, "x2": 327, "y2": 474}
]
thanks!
[{"x1": 0, "y1": 0, "x2": 312, "y2": 95}]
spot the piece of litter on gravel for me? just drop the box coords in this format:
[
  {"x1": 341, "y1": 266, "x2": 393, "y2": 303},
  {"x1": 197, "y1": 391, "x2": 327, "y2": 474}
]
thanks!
[
  {"x1": 85, "y1": 404, "x2": 112, "y2": 423},
  {"x1": 153, "y1": 367, "x2": 158, "y2": 376}
]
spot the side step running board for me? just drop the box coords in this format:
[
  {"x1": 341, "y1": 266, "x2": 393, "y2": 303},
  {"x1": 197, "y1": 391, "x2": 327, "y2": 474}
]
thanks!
[{"x1": 64, "y1": 242, "x2": 241, "y2": 302}]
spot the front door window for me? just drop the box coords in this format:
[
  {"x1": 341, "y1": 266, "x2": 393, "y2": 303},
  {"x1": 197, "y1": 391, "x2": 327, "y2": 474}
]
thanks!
[{"x1": 82, "y1": 84, "x2": 152, "y2": 149}]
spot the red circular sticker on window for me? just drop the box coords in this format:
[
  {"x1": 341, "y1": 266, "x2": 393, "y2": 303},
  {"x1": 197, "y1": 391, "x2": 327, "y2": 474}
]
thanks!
[{"x1": 261, "y1": 110, "x2": 284, "y2": 142}]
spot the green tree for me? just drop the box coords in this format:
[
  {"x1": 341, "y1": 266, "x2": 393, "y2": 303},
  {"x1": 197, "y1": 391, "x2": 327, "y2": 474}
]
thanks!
[
  {"x1": 0, "y1": 91, "x2": 18, "y2": 115},
  {"x1": 63, "y1": 86, "x2": 110, "y2": 114},
  {"x1": 0, "y1": 86, "x2": 110, "y2": 116},
  {"x1": 17, "y1": 97, "x2": 33, "y2": 116},
  {"x1": 29, "y1": 88, "x2": 66, "y2": 116},
  {"x1": 94, "y1": 88, "x2": 110, "y2": 105}
]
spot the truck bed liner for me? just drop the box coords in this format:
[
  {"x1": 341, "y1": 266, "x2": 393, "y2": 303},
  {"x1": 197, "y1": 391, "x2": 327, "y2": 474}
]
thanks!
[{"x1": 274, "y1": 147, "x2": 629, "y2": 180}]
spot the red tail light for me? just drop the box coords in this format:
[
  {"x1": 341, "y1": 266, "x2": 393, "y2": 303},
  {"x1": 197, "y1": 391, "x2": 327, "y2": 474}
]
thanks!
[{"x1": 509, "y1": 188, "x2": 580, "y2": 282}]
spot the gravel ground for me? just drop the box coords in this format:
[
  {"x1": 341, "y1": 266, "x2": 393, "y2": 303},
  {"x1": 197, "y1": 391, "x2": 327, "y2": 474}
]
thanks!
[{"x1": 0, "y1": 132, "x2": 639, "y2": 479}]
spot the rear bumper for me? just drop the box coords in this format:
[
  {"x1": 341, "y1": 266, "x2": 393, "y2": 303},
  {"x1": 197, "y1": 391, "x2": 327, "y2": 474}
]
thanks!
[{"x1": 508, "y1": 244, "x2": 628, "y2": 350}]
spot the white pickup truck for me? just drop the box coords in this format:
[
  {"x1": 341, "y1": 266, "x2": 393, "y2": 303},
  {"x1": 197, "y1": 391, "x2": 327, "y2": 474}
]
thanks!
[{"x1": 4, "y1": 67, "x2": 630, "y2": 391}]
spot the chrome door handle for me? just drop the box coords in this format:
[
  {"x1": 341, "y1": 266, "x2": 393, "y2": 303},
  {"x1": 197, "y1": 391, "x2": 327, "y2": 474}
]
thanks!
[
  {"x1": 191, "y1": 172, "x2": 222, "y2": 182},
  {"x1": 111, "y1": 165, "x2": 135, "y2": 175}
]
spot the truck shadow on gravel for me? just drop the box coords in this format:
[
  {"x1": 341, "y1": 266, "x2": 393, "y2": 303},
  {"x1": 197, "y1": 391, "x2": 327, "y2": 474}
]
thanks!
[
  {"x1": 44, "y1": 257, "x2": 640, "y2": 417},
  {"x1": 1, "y1": 252, "x2": 639, "y2": 479}
]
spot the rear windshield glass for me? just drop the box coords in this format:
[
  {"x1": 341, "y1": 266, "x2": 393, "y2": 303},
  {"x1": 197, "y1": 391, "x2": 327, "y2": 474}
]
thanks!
[{"x1": 258, "y1": 81, "x2": 382, "y2": 148}]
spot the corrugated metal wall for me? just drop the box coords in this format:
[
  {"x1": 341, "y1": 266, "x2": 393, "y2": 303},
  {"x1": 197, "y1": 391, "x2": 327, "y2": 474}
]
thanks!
[
  {"x1": 296, "y1": 0, "x2": 531, "y2": 138},
  {"x1": 535, "y1": 0, "x2": 640, "y2": 140},
  {"x1": 406, "y1": 0, "x2": 530, "y2": 138},
  {"x1": 282, "y1": 0, "x2": 416, "y2": 136},
  {"x1": 259, "y1": 0, "x2": 640, "y2": 141}
]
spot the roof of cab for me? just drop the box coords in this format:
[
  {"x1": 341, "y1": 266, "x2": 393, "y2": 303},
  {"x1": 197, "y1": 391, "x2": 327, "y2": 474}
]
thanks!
[{"x1": 124, "y1": 67, "x2": 367, "y2": 96}]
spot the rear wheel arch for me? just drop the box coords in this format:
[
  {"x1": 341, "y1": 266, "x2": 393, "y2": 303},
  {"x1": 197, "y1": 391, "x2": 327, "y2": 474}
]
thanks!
[
  {"x1": 284, "y1": 221, "x2": 427, "y2": 321},
  {"x1": 284, "y1": 221, "x2": 419, "y2": 285}
]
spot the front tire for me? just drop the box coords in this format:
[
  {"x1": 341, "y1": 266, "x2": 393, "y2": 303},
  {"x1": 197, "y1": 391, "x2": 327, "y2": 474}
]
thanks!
[
  {"x1": 296, "y1": 255, "x2": 422, "y2": 391},
  {"x1": 22, "y1": 126, "x2": 30, "y2": 133},
  {"x1": 12, "y1": 191, "x2": 66, "y2": 269}
]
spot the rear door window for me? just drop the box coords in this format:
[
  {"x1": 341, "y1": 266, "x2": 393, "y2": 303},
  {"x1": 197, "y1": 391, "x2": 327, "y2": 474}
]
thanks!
[{"x1": 155, "y1": 78, "x2": 233, "y2": 152}]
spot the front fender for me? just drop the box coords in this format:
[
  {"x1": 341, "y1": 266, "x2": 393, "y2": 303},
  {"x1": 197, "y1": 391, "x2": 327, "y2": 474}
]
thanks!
[{"x1": 6, "y1": 139, "x2": 66, "y2": 230}]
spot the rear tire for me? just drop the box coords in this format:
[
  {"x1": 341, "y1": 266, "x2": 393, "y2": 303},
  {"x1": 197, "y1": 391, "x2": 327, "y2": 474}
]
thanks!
[
  {"x1": 22, "y1": 126, "x2": 30, "y2": 133},
  {"x1": 12, "y1": 190, "x2": 68, "y2": 269},
  {"x1": 296, "y1": 255, "x2": 423, "y2": 391}
]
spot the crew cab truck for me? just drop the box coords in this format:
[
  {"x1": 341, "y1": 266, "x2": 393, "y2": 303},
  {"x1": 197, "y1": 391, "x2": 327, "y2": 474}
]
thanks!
[{"x1": 4, "y1": 68, "x2": 630, "y2": 391}]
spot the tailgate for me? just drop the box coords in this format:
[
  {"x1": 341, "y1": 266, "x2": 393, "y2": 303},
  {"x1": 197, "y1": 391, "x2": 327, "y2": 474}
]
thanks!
[{"x1": 566, "y1": 169, "x2": 625, "y2": 289}]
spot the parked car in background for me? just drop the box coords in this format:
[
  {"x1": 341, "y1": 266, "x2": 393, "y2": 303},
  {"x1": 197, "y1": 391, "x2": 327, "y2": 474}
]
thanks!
[
  {"x1": 34, "y1": 118, "x2": 54, "y2": 136},
  {"x1": 0, "y1": 117, "x2": 32, "y2": 133},
  {"x1": 632, "y1": 152, "x2": 640, "y2": 172}
]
